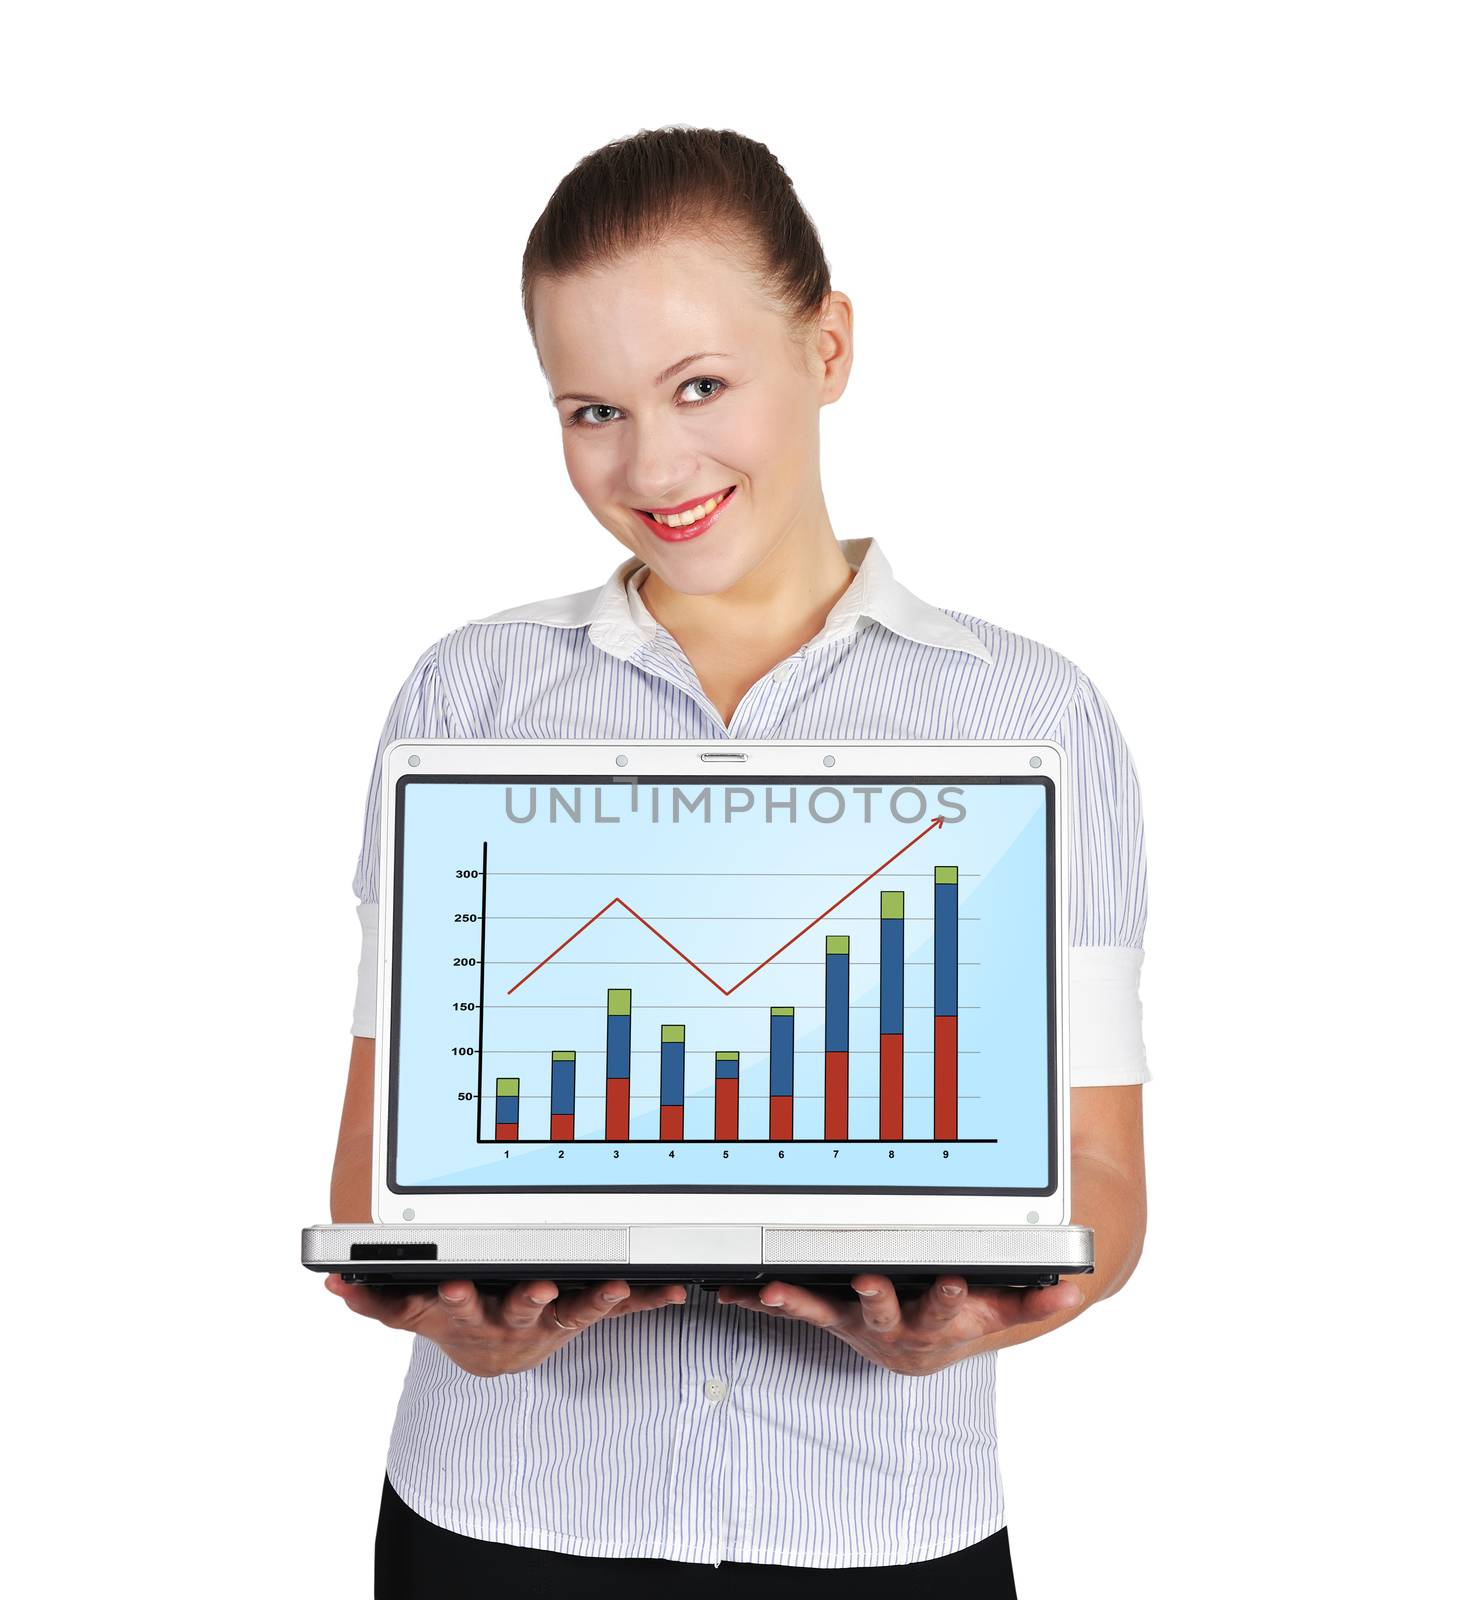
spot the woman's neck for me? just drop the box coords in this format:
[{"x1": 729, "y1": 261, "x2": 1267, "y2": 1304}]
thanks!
[
  {"x1": 636, "y1": 527, "x2": 859, "y2": 728},
  {"x1": 638, "y1": 529, "x2": 857, "y2": 660}
]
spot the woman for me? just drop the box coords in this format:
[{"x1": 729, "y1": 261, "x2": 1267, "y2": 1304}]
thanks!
[{"x1": 327, "y1": 125, "x2": 1150, "y2": 1596}]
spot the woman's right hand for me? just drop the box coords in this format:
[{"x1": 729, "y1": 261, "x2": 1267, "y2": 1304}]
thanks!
[{"x1": 324, "y1": 1275, "x2": 688, "y2": 1377}]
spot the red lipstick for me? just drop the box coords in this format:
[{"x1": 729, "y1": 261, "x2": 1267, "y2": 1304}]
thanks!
[{"x1": 634, "y1": 484, "x2": 737, "y2": 543}]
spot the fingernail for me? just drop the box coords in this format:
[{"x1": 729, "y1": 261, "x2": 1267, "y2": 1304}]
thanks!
[
  {"x1": 762, "y1": 1295, "x2": 783, "y2": 1307},
  {"x1": 941, "y1": 1284, "x2": 961, "y2": 1296},
  {"x1": 854, "y1": 1287, "x2": 877, "y2": 1297},
  {"x1": 439, "y1": 1287, "x2": 467, "y2": 1302},
  {"x1": 527, "y1": 1294, "x2": 550, "y2": 1305}
]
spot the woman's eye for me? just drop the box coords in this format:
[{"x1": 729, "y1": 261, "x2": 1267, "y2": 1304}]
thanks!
[
  {"x1": 677, "y1": 376, "x2": 725, "y2": 404},
  {"x1": 567, "y1": 403, "x2": 622, "y2": 429},
  {"x1": 566, "y1": 377, "x2": 724, "y2": 429}
]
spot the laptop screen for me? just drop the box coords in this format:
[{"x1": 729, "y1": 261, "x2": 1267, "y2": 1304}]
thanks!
[{"x1": 388, "y1": 774, "x2": 1056, "y2": 1196}]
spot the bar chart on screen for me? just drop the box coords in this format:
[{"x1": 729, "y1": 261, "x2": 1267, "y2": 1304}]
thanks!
[{"x1": 391, "y1": 778, "x2": 1052, "y2": 1190}]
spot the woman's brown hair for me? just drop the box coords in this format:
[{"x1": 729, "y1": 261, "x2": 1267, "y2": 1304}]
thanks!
[{"x1": 521, "y1": 125, "x2": 832, "y2": 351}]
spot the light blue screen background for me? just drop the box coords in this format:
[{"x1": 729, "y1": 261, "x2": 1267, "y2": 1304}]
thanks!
[{"x1": 392, "y1": 778, "x2": 1051, "y2": 1190}]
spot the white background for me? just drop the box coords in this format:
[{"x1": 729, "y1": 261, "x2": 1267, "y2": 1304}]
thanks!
[{"x1": 4, "y1": 3, "x2": 1457, "y2": 1594}]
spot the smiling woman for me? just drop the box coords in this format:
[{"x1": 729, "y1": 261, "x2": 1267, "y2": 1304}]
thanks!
[
  {"x1": 337, "y1": 125, "x2": 1149, "y2": 1600},
  {"x1": 518, "y1": 129, "x2": 861, "y2": 702}
]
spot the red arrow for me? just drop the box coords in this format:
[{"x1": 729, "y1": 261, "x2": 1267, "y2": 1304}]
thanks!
[{"x1": 504, "y1": 814, "x2": 947, "y2": 997}]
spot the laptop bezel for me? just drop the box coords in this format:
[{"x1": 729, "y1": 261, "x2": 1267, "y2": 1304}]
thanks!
[{"x1": 370, "y1": 740, "x2": 1070, "y2": 1229}]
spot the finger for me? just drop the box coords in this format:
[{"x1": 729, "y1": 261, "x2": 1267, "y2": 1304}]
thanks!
[
  {"x1": 948, "y1": 1280, "x2": 1085, "y2": 1338},
  {"x1": 496, "y1": 1280, "x2": 561, "y2": 1331},
  {"x1": 850, "y1": 1275, "x2": 904, "y2": 1332},
  {"x1": 757, "y1": 1280, "x2": 845, "y2": 1326},
  {"x1": 429, "y1": 1280, "x2": 496, "y2": 1336},
  {"x1": 909, "y1": 1275, "x2": 970, "y2": 1327},
  {"x1": 568, "y1": 1281, "x2": 686, "y2": 1323},
  {"x1": 968, "y1": 1281, "x2": 1083, "y2": 1332},
  {"x1": 325, "y1": 1275, "x2": 439, "y2": 1329},
  {"x1": 1023, "y1": 1280, "x2": 1085, "y2": 1317},
  {"x1": 716, "y1": 1281, "x2": 844, "y2": 1327},
  {"x1": 608, "y1": 1282, "x2": 689, "y2": 1316},
  {"x1": 715, "y1": 1282, "x2": 770, "y2": 1313},
  {"x1": 551, "y1": 1279, "x2": 633, "y2": 1332}
]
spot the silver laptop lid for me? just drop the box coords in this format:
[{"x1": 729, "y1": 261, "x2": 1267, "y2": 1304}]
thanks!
[{"x1": 371, "y1": 741, "x2": 1069, "y2": 1230}]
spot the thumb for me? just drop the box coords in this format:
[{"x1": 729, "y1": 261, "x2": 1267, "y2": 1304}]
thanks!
[{"x1": 1038, "y1": 1281, "x2": 1084, "y2": 1313}]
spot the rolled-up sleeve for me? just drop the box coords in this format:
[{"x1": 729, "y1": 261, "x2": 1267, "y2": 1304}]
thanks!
[
  {"x1": 1053, "y1": 670, "x2": 1152, "y2": 1085},
  {"x1": 350, "y1": 642, "x2": 455, "y2": 1036}
]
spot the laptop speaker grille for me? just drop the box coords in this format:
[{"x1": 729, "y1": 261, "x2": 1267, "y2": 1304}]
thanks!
[{"x1": 763, "y1": 1227, "x2": 1087, "y2": 1266}]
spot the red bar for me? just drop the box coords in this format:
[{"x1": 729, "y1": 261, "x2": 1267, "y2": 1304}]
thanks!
[
  {"x1": 769, "y1": 1094, "x2": 793, "y2": 1141},
  {"x1": 715, "y1": 1078, "x2": 739, "y2": 1140},
  {"x1": 824, "y1": 1051, "x2": 848, "y2": 1140},
  {"x1": 550, "y1": 1112, "x2": 575, "y2": 1140},
  {"x1": 933, "y1": 1013, "x2": 958, "y2": 1141},
  {"x1": 495, "y1": 1122, "x2": 518, "y2": 1141},
  {"x1": 879, "y1": 1033, "x2": 903, "y2": 1140},
  {"x1": 606, "y1": 1078, "x2": 630, "y2": 1141},
  {"x1": 660, "y1": 1104, "x2": 683, "y2": 1140}
]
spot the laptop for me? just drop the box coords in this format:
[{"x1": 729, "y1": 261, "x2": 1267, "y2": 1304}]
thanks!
[{"x1": 302, "y1": 740, "x2": 1094, "y2": 1293}]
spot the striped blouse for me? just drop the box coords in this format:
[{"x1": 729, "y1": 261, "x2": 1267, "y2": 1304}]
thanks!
[{"x1": 349, "y1": 534, "x2": 1150, "y2": 1567}]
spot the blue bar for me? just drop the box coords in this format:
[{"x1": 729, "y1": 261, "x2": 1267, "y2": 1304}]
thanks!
[
  {"x1": 660, "y1": 1037, "x2": 685, "y2": 1106},
  {"x1": 550, "y1": 1058, "x2": 575, "y2": 1115},
  {"x1": 934, "y1": 879, "x2": 957, "y2": 1016},
  {"x1": 770, "y1": 1010, "x2": 794, "y2": 1097},
  {"x1": 496, "y1": 1093, "x2": 519, "y2": 1121},
  {"x1": 716, "y1": 1054, "x2": 740, "y2": 1079},
  {"x1": 606, "y1": 1013, "x2": 631, "y2": 1080},
  {"x1": 825, "y1": 948, "x2": 849, "y2": 1051},
  {"x1": 880, "y1": 916, "x2": 903, "y2": 1032}
]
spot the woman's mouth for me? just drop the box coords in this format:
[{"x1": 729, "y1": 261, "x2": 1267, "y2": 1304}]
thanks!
[{"x1": 633, "y1": 484, "x2": 737, "y2": 543}]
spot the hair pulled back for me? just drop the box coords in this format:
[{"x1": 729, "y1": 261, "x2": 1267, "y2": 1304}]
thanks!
[{"x1": 521, "y1": 125, "x2": 831, "y2": 348}]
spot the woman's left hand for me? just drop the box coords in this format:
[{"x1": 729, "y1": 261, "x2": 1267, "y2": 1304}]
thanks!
[{"x1": 715, "y1": 1273, "x2": 1084, "y2": 1375}]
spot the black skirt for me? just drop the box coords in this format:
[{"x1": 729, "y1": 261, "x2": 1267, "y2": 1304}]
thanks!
[{"x1": 375, "y1": 1471, "x2": 1018, "y2": 1598}]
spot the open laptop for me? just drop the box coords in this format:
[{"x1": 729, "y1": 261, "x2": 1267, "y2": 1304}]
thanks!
[{"x1": 302, "y1": 740, "x2": 1094, "y2": 1292}]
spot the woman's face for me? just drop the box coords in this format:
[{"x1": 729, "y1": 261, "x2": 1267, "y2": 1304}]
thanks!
[{"x1": 532, "y1": 237, "x2": 850, "y2": 598}]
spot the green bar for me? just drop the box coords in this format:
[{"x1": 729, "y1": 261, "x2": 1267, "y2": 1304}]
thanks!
[
  {"x1": 496, "y1": 1077, "x2": 519, "y2": 1096},
  {"x1": 715, "y1": 1050, "x2": 739, "y2": 1061},
  {"x1": 607, "y1": 988, "x2": 632, "y2": 1016},
  {"x1": 770, "y1": 1006, "x2": 794, "y2": 1017},
  {"x1": 881, "y1": 890, "x2": 905, "y2": 918},
  {"x1": 826, "y1": 934, "x2": 849, "y2": 955},
  {"x1": 661, "y1": 1024, "x2": 685, "y2": 1042},
  {"x1": 935, "y1": 865, "x2": 958, "y2": 884},
  {"x1": 551, "y1": 1050, "x2": 575, "y2": 1061}
]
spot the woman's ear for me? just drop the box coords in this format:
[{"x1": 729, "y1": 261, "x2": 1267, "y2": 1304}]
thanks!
[{"x1": 816, "y1": 291, "x2": 854, "y2": 404}]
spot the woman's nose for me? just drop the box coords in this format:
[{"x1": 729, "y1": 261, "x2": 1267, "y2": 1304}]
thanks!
[{"x1": 620, "y1": 423, "x2": 698, "y2": 508}]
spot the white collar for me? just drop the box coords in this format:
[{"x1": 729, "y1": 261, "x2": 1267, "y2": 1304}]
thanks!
[{"x1": 466, "y1": 535, "x2": 992, "y2": 664}]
